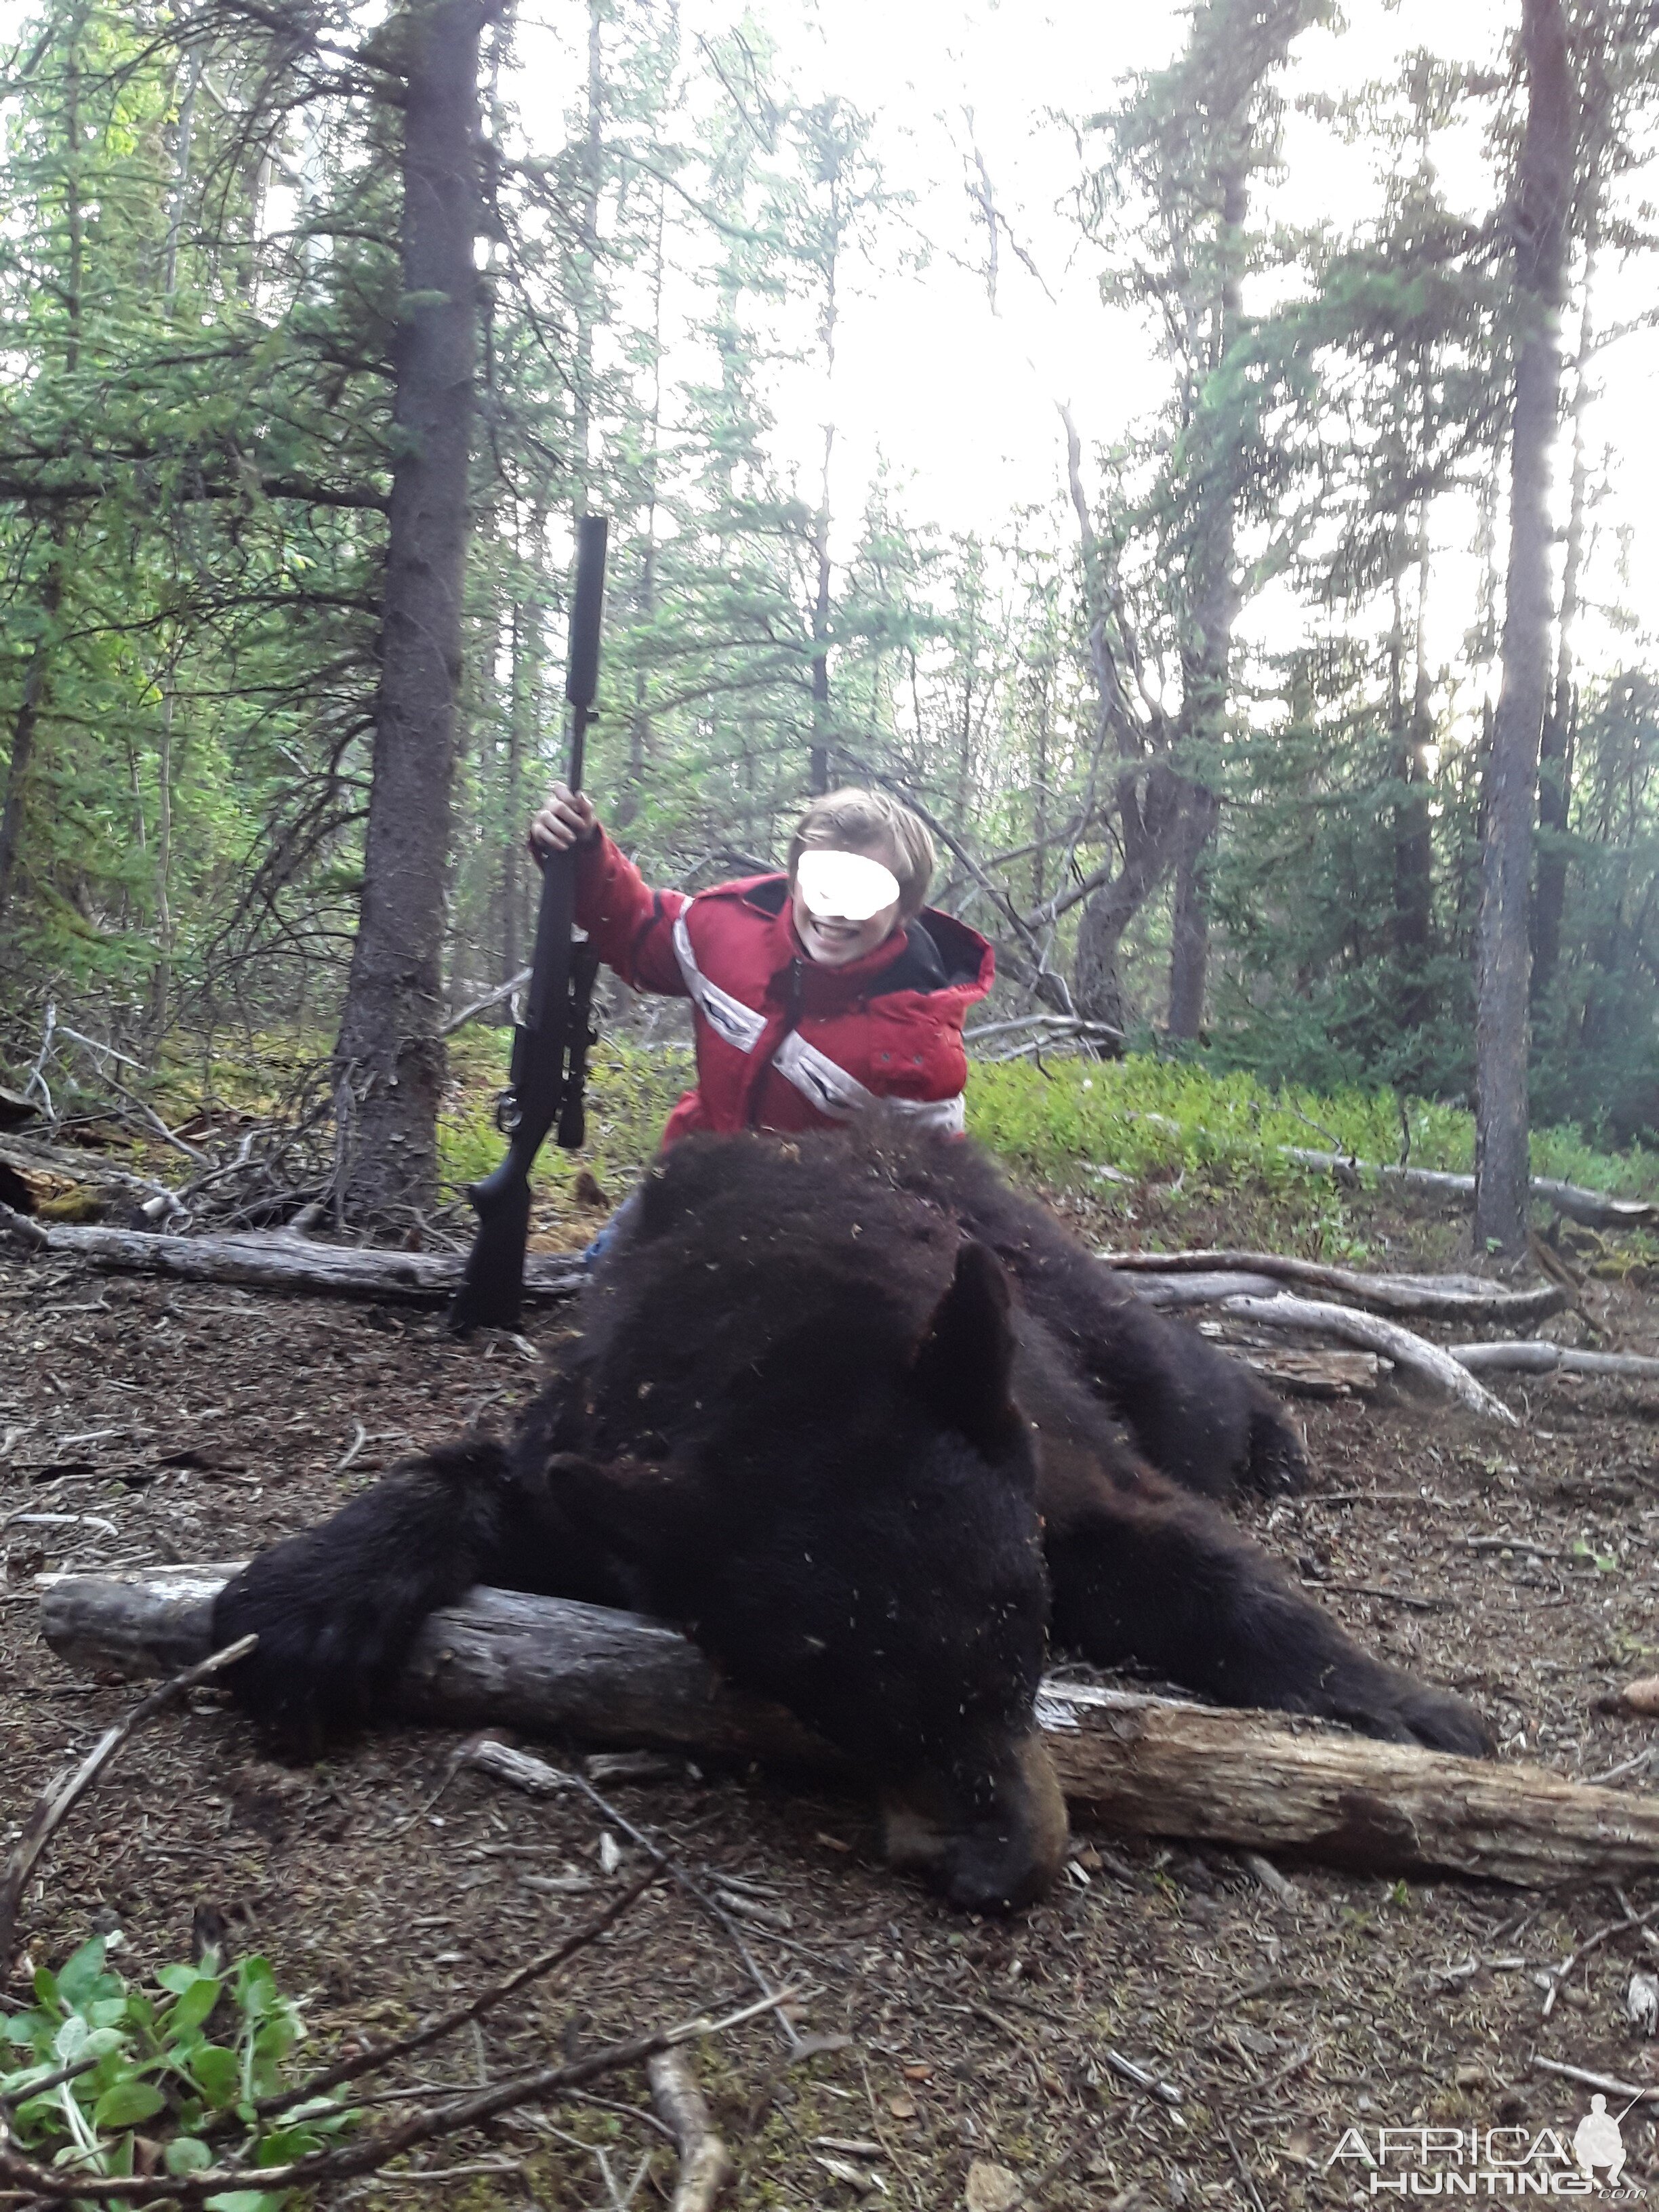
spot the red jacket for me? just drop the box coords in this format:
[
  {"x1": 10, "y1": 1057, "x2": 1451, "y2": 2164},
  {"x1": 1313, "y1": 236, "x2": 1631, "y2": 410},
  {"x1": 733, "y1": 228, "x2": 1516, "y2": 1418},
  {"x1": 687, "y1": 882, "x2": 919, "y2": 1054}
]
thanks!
[{"x1": 574, "y1": 831, "x2": 994, "y2": 1147}]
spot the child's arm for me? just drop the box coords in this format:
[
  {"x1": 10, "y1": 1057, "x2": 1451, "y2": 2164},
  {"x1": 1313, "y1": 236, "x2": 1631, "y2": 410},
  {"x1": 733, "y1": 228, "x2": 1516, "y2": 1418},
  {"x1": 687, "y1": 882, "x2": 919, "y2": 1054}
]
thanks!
[{"x1": 529, "y1": 783, "x2": 689, "y2": 998}]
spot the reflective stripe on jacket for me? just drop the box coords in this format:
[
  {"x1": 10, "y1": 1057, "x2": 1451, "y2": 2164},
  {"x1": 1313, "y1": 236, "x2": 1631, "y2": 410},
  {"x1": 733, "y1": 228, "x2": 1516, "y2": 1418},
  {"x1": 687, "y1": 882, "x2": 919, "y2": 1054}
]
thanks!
[{"x1": 572, "y1": 830, "x2": 994, "y2": 1147}]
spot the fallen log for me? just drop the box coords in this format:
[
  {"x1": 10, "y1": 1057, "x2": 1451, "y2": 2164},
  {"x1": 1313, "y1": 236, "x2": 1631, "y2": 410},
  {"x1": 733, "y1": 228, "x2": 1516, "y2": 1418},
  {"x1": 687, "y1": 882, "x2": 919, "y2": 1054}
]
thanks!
[
  {"x1": 0, "y1": 1206, "x2": 584, "y2": 1305},
  {"x1": 1128, "y1": 1270, "x2": 1283, "y2": 1308},
  {"x1": 1102, "y1": 1247, "x2": 1567, "y2": 1326},
  {"x1": 38, "y1": 1566, "x2": 1659, "y2": 1887},
  {"x1": 1220, "y1": 1294, "x2": 1519, "y2": 1425},
  {"x1": 0, "y1": 1132, "x2": 180, "y2": 1206},
  {"x1": 1281, "y1": 1149, "x2": 1654, "y2": 1232},
  {"x1": 1449, "y1": 1340, "x2": 1659, "y2": 1384}
]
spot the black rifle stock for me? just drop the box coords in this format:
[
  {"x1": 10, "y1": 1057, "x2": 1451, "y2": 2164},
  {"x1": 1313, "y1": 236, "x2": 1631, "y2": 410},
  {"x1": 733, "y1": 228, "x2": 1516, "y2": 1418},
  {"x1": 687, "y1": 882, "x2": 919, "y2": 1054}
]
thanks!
[{"x1": 451, "y1": 512, "x2": 609, "y2": 1333}]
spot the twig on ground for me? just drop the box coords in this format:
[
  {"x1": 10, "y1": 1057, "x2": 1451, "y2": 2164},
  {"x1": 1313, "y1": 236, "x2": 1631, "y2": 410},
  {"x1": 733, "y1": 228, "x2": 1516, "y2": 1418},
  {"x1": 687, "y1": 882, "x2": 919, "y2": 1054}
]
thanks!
[
  {"x1": 0, "y1": 2055, "x2": 101, "y2": 2114},
  {"x1": 1221, "y1": 2123, "x2": 1269, "y2": 2212},
  {"x1": 649, "y1": 2049, "x2": 733, "y2": 2212},
  {"x1": 0, "y1": 1988, "x2": 794, "y2": 2203},
  {"x1": 1530, "y1": 2055, "x2": 1659, "y2": 2106},
  {"x1": 461, "y1": 1737, "x2": 804, "y2": 2051},
  {"x1": 1538, "y1": 1895, "x2": 1659, "y2": 2020},
  {"x1": 231, "y1": 1870, "x2": 665, "y2": 2131},
  {"x1": 0, "y1": 1633, "x2": 256, "y2": 1971},
  {"x1": 1099, "y1": 2047, "x2": 1182, "y2": 2107}
]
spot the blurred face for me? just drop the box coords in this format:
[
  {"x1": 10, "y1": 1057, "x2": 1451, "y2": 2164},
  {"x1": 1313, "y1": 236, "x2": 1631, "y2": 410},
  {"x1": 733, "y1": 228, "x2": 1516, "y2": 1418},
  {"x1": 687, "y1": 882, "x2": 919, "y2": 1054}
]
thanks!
[{"x1": 790, "y1": 842, "x2": 904, "y2": 966}]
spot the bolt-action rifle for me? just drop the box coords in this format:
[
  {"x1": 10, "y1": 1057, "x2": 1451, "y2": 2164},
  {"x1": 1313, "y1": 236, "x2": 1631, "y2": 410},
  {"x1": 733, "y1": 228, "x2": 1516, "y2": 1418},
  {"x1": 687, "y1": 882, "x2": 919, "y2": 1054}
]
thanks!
[{"x1": 450, "y1": 512, "x2": 609, "y2": 1334}]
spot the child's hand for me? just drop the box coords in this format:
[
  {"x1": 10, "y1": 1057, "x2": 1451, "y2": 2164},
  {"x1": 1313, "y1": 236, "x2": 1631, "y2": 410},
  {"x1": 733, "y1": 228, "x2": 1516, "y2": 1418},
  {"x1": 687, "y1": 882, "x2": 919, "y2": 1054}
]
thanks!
[{"x1": 530, "y1": 782, "x2": 599, "y2": 858}]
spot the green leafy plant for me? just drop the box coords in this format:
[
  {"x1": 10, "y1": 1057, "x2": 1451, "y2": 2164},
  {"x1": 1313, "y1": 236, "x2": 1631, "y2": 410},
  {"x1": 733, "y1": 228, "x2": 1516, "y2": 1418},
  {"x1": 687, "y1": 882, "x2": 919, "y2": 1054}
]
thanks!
[{"x1": 2, "y1": 1933, "x2": 356, "y2": 2210}]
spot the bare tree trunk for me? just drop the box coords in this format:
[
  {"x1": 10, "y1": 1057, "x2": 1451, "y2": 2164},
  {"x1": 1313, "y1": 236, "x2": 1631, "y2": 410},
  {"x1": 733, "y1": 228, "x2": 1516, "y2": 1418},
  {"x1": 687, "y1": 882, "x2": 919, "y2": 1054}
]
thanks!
[
  {"x1": 571, "y1": 0, "x2": 602, "y2": 508},
  {"x1": 810, "y1": 424, "x2": 834, "y2": 797},
  {"x1": 333, "y1": 0, "x2": 489, "y2": 1221},
  {"x1": 1532, "y1": 243, "x2": 1594, "y2": 1008},
  {"x1": 1400, "y1": 506, "x2": 1435, "y2": 963},
  {"x1": 1061, "y1": 409, "x2": 1186, "y2": 1029},
  {"x1": 1165, "y1": 155, "x2": 1246, "y2": 1041},
  {"x1": 616, "y1": 183, "x2": 665, "y2": 835},
  {"x1": 1166, "y1": 785, "x2": 1220, "y2": 1039},
  {"x1": 0, "y1": 563, "x2": 63, "y2": 932},
  {"x1": 1474, "y1": 0, "x2": 1572, "y2": 1256},
  {"x1": 0, "y1": 12, "x2": 83, "y2": 935}
]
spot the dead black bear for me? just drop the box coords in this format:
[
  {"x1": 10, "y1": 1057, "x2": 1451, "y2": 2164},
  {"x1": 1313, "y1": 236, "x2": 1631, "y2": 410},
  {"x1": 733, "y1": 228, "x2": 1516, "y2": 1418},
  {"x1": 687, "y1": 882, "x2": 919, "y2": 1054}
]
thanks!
[{"x1": 215, "y1": 1123, "x2": 1490, "y2": 1912}]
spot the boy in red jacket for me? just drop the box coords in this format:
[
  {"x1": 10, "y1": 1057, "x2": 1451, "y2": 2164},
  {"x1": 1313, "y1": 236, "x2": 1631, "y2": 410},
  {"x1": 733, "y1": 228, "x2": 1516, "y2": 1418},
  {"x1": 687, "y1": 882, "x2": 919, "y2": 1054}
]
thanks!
[{"x1": 529, "y1": 783, "x2": 993, "y2": 1148}]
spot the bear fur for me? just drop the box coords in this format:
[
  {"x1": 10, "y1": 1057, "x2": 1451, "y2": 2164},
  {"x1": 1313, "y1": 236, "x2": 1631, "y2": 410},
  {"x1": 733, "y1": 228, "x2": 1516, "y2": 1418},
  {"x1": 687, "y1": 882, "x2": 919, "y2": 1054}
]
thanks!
[{"x1": 214, "y1": 1122, "x2": 1490, "y2": 1910}]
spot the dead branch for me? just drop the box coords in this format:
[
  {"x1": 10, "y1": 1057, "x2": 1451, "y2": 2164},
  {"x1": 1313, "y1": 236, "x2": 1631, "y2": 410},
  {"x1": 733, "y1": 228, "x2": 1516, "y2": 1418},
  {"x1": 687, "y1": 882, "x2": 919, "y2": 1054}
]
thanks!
[
  {"x1": 649, "y1": 2050, "x2": 733, "y2": 2212},
  {"x1": 1448, "y1": 1340, "x2": 1659, "y2": 1383},
  {"x1": 1282, "y1": 1148, "x2": 1654, "y2": 1231},
  {"x1": 1130, "y1": 1270, "x2": 1286, "y2": 1307},
  {"x1": 39, "y1": 1569, "x2": 1659, "y2": 1889},
  {"x1": 1530, "y1": 2057, "x2": 1659, "y2": 2108},
  {"x1": 234, "y1": 1871, "x2": 665, "y2": 2132},
  {"x1": 0, "y1": 1987, "x2": 794, "y2": 2204},
  {"x1": 0, "y1": 1634, "x2": 256, "y2": 1972},
  {"x1": 0, "y1": 1207, "x2": 583, "y2": 1305},
  {"x1": 1101, "y1": 1248, "x2": 1567, "y2": 1326},
  {"x1": 1219, "y1": 1294, "x2": 1519, "y2": 1424},
  {"x1": 458, "y1": 1740, "x2": 803, "y2": 2050},
  {"x1": 441, "y1": 967, "x2": 530, "y2": 1038}
]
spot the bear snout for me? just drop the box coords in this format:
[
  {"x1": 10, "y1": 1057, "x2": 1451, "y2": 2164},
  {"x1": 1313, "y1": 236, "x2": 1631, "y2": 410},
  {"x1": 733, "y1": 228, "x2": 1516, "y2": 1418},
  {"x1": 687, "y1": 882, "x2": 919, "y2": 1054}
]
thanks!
[{"x1": 880, "y1": 1730, "x2": 1069, "y2": 1913}]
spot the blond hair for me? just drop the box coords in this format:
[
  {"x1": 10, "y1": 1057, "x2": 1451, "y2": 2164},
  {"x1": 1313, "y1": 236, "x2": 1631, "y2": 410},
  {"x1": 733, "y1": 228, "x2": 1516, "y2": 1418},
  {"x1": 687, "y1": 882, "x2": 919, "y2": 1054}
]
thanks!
[{"x1": 785, "y1": 788, "x2": 935, "y2": 919}]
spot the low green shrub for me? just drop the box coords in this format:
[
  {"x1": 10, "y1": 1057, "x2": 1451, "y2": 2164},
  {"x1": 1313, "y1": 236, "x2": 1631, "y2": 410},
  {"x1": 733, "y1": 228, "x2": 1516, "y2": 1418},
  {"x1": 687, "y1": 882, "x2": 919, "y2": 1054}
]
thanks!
[{"x1": 2, "y1": 1933, "x2": 356, "y2": 2210}]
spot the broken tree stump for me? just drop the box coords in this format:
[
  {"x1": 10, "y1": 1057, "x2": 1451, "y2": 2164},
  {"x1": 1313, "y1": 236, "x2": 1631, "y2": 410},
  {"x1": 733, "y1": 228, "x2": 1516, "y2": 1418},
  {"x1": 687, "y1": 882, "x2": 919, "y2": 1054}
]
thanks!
[{"x1": 37, "y1": 1567, "x2": 1659, "y2": 1888}]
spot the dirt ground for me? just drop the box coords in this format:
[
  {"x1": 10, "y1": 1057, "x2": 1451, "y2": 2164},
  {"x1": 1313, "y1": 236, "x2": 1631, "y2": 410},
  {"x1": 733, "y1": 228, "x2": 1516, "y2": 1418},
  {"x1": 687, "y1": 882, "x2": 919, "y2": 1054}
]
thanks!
[{"x1": 5, "y1": 1179, "x2": 1659, "y2": 2210}]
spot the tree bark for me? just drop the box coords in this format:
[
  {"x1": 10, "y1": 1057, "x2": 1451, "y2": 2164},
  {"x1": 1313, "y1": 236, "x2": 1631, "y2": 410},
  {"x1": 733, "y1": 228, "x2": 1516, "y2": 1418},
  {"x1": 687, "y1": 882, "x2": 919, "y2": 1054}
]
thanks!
[
  {"x1": 40, "y1": 1569, "x2": 1659, "y2": 1888},
  {"x1": 1102, "y1": 1247, "x2": 1567, "y2": 1325},
  {"x1": 1061, "y1": 409, "x2": 1186, "y2": 1029},
  {"x1": 809, "y1": 425, "x2": 834, "y2": 797},
  {"x1": 1282, "y1": 1147, "x2": 1652, "y2": 1230},
  {"x1": 1449, "y1": 1341, "x2": 1659, "y2": 1382},
  {"x1": 0, "y1": 14, "x2": 83, "y2": 934},
  {"x1": 1475, "y1": 0, "x2": 1572, "y2": 1255},
  {"x1": 1164, "y1": 149, "x2": 1246, "y2": 1040},
  {"x1": 333, "y1": 0, "x2": 489, "y2": 1221},
  {"x1": 0, "y1": 1204, "x2": 583, "y2": 1303},
  {"x1": 0, "y1": 561, "x2": 64, "y2": 930},
  {"x1": 1219, "y1": 1294, "x2": 1520, "y2": 1422},
  {"x1": 1532, "y1": 243, "x2": 1594, "y2": 1006},
  {"x1": 1166, "y1": 783, "x2": 1221, "y2": 1037}
]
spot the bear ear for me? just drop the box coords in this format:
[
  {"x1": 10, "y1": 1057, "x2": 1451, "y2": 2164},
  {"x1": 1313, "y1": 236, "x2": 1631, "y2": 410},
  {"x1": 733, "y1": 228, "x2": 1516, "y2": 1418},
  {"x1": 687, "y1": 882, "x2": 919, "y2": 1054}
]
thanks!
[{"x1": 908, "y1": 1240, "x2": 1019, "y2": 1452}]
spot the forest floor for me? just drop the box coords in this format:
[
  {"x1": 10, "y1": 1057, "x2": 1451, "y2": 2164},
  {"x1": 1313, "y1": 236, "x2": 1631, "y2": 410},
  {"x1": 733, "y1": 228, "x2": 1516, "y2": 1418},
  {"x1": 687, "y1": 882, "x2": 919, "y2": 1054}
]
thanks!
[{"x1": 5, "y1": 1155, "x2": 1659, "y2": 2209}]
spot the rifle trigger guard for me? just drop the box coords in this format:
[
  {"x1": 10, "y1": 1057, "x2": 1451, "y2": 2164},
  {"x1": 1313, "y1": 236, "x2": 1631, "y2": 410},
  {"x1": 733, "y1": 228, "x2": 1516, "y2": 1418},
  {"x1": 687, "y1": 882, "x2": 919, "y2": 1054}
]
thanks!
[{"x1": 494, "y1": 1088, "x2": 523, "y2": 1135}]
